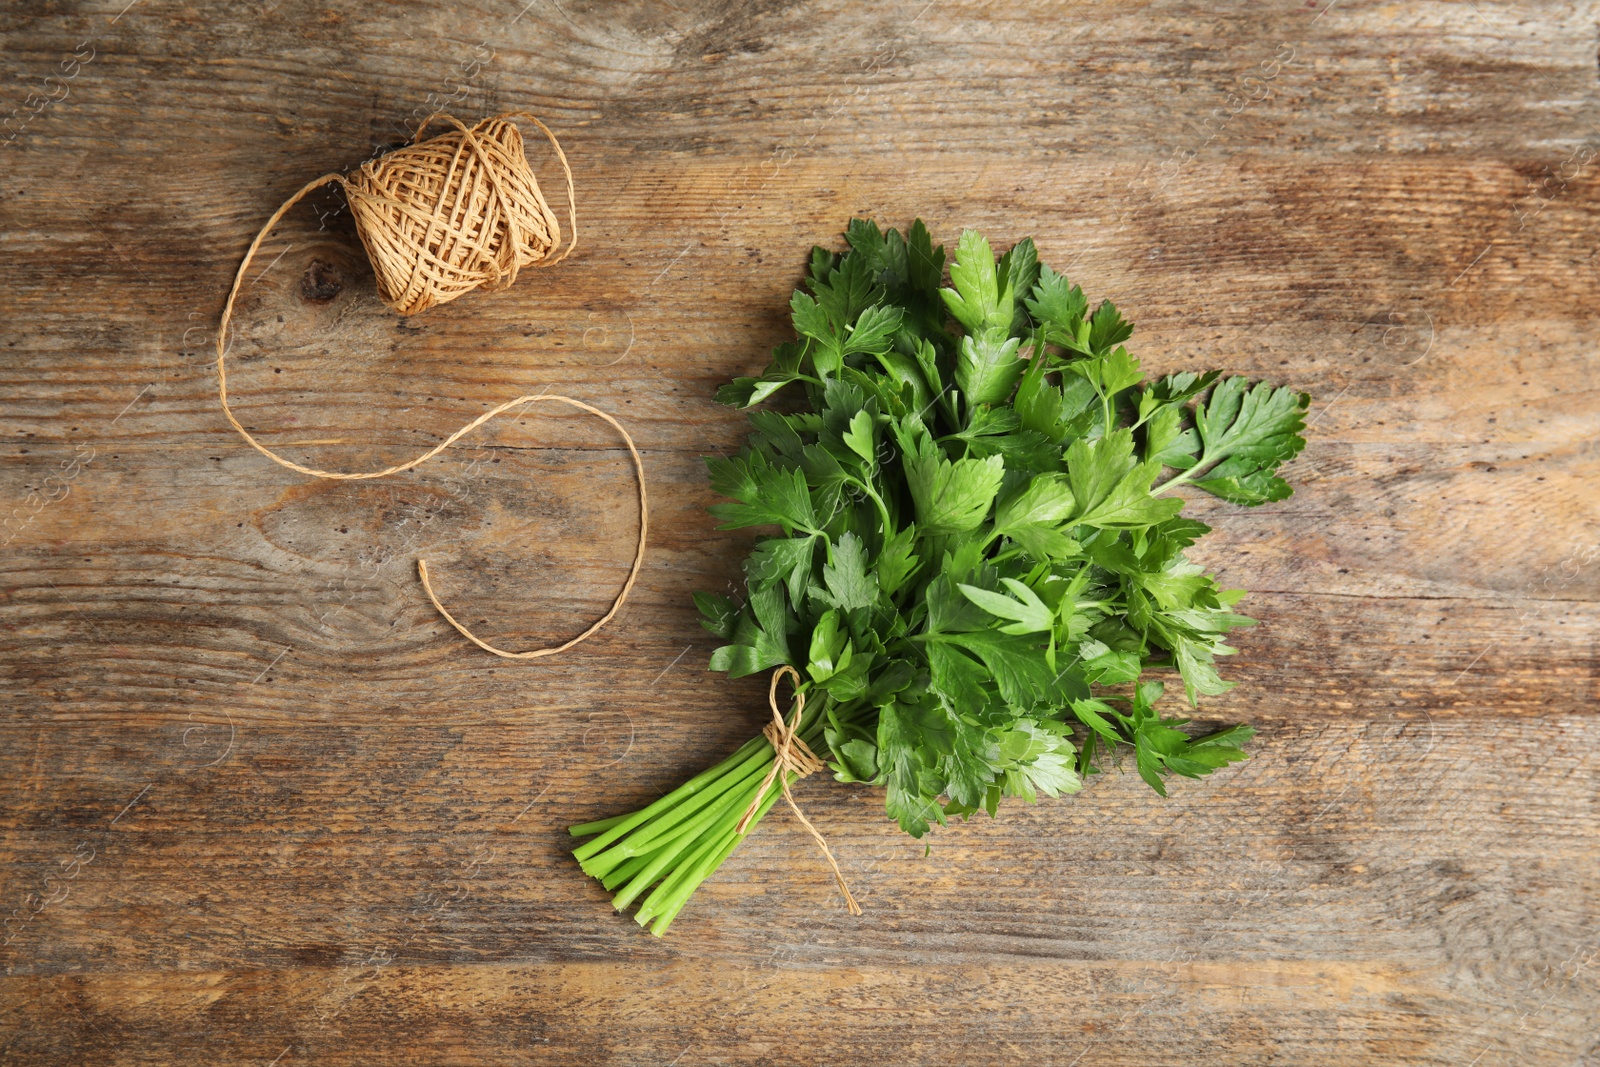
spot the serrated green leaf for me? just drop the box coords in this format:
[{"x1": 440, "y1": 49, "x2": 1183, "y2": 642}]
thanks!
[
  {"x1": 1144, "y1": 401, "x2": 1199, "y2": 470},
  {"x1": 956, "y1": 333, "x2": 1025, "y2": 408},
  {"x1": 1189, "y1": 377, "x2": 1310, "y2": 506},
  {"x1": 1087, "y1": 300, "x2": 1133, "y2": 353},
  {"x1": 819, "y1": 531, "x2": 878, "y2": 612},
  {"x1": 879, "y1": 701, "x2": 944, "y2": 837},
  {"x1": 709, "y1": 585, "x2": 791, "y2": 677},
  {"x1": 877, "y1": 524, "x2": 921, "y2": 597},
  {"x1": 791, "y1": 290, "x2": 831, "y2": 344},
  {"x1": 807, "y1": 608, "x2": 849, "y2": 678},
  {"x1": 842, "y1": 409, "x2": 875, "y2": 462},
  {"x1": 994, "y1": 474, "x2": 1075, "y2": 534},
  {"x1": 745, "y1": 533, "x2": 818, "y2": 607},
  {"x1": 957, "y1": 578, "x2": 1054, "y2": 635},
  {"x1": 843, "y1": 304, "x2": 903, "y2": 357},
  {"x1": 935, "y1": 629, "x2": 1055, "y2": 709},
  {"x1": 1074, "y1": 457, "x2": 1184, "y2": 529},
  {"x1": 832, "y1": 737, "x2": 880, "y2": 783},
  {"x1": 1069, "y1": 698, "x2": 1123, "y2": 744},
  {"x1": 941, "y1": 230, "x2": 1006, "y2": 335},
  {"x1": 1025, "y1": 263, "x2": 1088, "y2": 343},
  {"x1": 903, "y1": 433, "x2": 1006, "y2": 535},
  {"x1": 1005, "y1": 522, "x2": 1082, "y2": 561},
  {"x1": 1068, "y1": 345, "x2": 1142, "y2": 397},
  {"x1": 693, "y1": 591, "x2": 738, "y2": 639},
  {"x1": 708, "y1": 459, "x2": 819, "y2": 533}
]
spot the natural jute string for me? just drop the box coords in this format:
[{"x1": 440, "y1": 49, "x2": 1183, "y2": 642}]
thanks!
[
  {"x1": 217, "y1": 112, "x2": 646, "y2": 659},
  {"x1": 224, "y1": 110, "x2": 576, "y2": 320},
  {"x1": 737, "y1": 666, "x2": 861, "y2": 915}
]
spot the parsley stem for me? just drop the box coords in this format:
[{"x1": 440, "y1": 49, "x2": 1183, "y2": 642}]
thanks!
[
  {"x1": 610, "y1": 796, "x2": 734, "y2": 910},
  {"x1": 1151, "y1": 457, "x2": 1213, "y2": 496},
  {"x1": 570, "y1": 701, "x2": 832, "y2": 934},
  {"x1": 601, "y1": 753, "x2": 772, "y2": 862},
  {"x1": 571, "y1": 736, "x2": 767, "y2": 857},
  {"x1": 990, "y1": 545, "x2": 1025, "y2": 565},
  {"x1": 844, "y1": 475, "x2": 894, "y2": 536}
]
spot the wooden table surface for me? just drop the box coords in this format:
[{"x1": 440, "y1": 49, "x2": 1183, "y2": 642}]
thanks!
[{"x1": 3, "y1": 1, "x2": 1598, "y2": 1064}]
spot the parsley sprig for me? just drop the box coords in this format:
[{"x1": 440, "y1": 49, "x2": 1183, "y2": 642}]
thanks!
[{"x1": 571, "y1": 220, "x2": 1310, "y2": 933}]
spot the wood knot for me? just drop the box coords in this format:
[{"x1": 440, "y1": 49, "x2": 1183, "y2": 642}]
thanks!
[{"x1": 299, "y1": 258, "x2": 345, "y2": 303}]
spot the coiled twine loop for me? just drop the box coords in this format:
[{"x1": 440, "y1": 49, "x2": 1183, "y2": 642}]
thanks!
[{"x1": 216, "y1": 113, "x2": 647, "y2": 663}]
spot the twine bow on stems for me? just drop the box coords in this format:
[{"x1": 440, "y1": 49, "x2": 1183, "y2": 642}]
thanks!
[{"x1": 737, "y1": 666, "x2": 861, "y2": 916}]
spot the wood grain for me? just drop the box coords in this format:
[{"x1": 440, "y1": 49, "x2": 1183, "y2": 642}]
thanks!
[{"x1": 2, "y1": 0, "x2": 1597, "y2": 1063}]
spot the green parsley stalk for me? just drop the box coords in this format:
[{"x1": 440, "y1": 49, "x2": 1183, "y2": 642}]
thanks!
[
  {"x1": 572, "y1": 219, "x2": 1310, "y2": 934},
  {"x1": 570, "y1": 690, "x2": 851, "y2": 935}
]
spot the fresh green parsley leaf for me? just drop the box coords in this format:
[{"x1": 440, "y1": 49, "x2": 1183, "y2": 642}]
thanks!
[
  {"x1": 1024, "y1": 263, "x2": 1088, "y2": 346},
  {"x1": 1068, "y1": 432, "x2": 1184, "y2": 528},
  {"x1": 745, "y1": 533, "x2": 818, "y2": 608},
  {"x1": 957, "y1": 578, "x2": 1054, "y2": 635},
  {"x1": 901, "y1": 428, "x2": 1006, "y2": 535},
  {"x1": 708, "y1": 584, "x2": 792, "y2": 677},
  {"x1": 819, "y1": 531, "x2": 879, "y2": 613},
  {"x1": 707, "y1": 452, "x2": 819, "y2": 533},
  {"x1": 1188, "y1": 377, "x2": 1311, "y2": 504}
]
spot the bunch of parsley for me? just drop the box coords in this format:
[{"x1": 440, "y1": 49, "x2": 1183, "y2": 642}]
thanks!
[{"x1": 572, "y1": 220, "x2": 1308, "y2": 934}]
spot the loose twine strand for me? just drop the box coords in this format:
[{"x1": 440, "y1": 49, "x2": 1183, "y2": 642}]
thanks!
[
  {"x1": 216, "y1": 112, "x2": 645, "y2": 659},
  {"x1": 737, "y1": 666, "x2": 861, "y2": 916}
]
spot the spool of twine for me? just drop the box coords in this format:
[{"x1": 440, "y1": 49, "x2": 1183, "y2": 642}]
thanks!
[{"x1": 217, "y1": 111, "x2": 646, "y2": 660}]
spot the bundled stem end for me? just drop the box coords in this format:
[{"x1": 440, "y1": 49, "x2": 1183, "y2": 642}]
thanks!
[{"x1": 569, "y1": 668, "x2": 859, "y2": 935}]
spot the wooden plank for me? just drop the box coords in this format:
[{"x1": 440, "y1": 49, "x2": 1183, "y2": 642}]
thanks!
[{"x1": 1, "y1": 716, "x2": 1595, "y2": 1059}]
